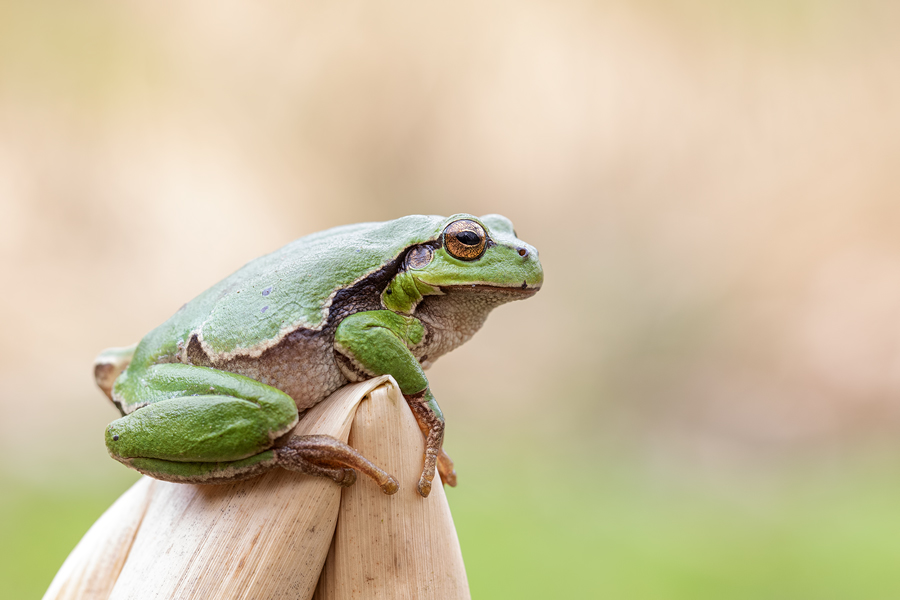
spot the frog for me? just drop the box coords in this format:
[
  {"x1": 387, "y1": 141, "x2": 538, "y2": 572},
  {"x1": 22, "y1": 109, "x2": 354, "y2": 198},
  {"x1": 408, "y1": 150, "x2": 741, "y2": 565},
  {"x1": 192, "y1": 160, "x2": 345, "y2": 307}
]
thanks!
[{"x1": 94, "y1": 213, "x2": 543, "y2": 497}]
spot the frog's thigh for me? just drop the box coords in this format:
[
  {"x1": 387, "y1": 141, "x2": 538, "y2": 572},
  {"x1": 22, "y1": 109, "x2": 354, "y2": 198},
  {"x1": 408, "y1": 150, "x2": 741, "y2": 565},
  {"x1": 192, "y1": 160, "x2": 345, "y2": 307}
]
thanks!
[
  {"x1": 108, "y1": 394, "x2": 291, "y2": 461},
  {"x1": 333, "y1": 310, "x2": 428, "y2": 395},
  {"x1": 107, "y1": 364, "x2": 299, "y2": 479}
]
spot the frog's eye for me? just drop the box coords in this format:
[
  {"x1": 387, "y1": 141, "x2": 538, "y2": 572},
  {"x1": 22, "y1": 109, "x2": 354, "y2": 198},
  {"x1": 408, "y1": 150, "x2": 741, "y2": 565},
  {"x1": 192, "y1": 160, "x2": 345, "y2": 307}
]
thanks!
[{"x1": 443, "y1": 219, "x2": 487, "y2": 261}]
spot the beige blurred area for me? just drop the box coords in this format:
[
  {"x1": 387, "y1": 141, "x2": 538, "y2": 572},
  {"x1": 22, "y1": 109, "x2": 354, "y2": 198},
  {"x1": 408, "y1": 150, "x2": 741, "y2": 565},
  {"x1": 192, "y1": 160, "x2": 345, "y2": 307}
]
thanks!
[{"x1": 2, "y1": 0, "x2": 900, "y2": 488}]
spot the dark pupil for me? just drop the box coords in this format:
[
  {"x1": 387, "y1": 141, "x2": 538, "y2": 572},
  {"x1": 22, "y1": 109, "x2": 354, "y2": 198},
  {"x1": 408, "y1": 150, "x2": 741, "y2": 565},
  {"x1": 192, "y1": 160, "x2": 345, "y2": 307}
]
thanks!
[{"x1": 456, "y1": 231, "x2": 480, "y2": 246}]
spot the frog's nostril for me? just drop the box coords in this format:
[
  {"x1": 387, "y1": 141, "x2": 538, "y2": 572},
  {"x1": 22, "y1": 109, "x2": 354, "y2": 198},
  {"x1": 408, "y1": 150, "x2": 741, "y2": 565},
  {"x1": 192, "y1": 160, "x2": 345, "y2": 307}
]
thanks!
[{"x1": 517, "y1": 247, "x2": 528, "y2": 257}]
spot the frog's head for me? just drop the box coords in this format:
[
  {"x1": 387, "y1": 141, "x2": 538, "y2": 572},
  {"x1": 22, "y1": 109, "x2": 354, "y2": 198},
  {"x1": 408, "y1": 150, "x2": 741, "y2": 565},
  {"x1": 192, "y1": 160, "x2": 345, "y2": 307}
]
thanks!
[{"x1": 402, "y1": 213, "x2": 543, "y2": 297}]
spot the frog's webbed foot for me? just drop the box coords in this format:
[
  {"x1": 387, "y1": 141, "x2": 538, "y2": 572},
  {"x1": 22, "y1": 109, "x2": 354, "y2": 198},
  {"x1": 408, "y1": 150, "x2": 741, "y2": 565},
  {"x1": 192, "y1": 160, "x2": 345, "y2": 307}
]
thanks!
[{"x1": 274, "y1": 434, "x2": 399, "y2": 495}]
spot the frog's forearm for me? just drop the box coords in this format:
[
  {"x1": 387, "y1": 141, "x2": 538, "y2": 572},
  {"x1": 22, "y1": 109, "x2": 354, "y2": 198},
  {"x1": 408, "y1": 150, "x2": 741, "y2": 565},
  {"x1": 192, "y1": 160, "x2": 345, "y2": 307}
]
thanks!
[
  {"x1": 334, "y1": 311, "x2": 447, "y2": 496},
  {"x1": 333, "y1": 310, "x2": 429, "y2": 395}
]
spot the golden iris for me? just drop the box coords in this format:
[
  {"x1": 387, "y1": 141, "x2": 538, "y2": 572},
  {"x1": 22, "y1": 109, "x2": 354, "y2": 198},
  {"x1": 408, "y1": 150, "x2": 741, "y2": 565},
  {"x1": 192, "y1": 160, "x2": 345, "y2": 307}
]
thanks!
[{"x1": 443, "y1": 220, "x2": 486, "y2": 261}]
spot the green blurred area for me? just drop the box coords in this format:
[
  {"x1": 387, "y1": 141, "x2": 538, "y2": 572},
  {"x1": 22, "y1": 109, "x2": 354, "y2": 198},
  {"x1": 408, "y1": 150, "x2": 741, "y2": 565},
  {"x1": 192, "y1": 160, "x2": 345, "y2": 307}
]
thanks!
[
  {"x1": 9, "y1": 442, "x2": 900, "y2": 599},
  {"x1": 452, "y1": 442, "x2": 900, "y2": 599},
  {"x1": 0, "y1": 471, "x2": 135, "y2": 599}
]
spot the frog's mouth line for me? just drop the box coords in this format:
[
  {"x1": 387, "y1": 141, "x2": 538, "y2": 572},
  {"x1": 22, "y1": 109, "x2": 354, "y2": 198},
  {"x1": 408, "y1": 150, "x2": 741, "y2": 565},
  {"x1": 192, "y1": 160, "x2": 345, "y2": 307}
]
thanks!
[{"x1": 443, "y1": 283, "x2": 541, "y2": 296}]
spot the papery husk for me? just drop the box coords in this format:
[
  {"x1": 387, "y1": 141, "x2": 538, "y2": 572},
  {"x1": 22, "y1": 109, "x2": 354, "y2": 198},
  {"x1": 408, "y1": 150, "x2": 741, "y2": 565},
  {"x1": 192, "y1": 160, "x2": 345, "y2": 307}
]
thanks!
[
  {"x1": 43, "y1": 376, "x2": 469, "y2": 600},
  {"x1": 314, "y1": 381, "x2": 469, "y2": 600}
]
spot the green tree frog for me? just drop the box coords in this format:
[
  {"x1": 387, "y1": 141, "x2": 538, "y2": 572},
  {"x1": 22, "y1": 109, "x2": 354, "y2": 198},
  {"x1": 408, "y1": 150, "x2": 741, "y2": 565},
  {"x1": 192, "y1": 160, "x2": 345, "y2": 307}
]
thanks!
[{"x1": 94, "y1": 214, "x2": 542, "y2": 497}]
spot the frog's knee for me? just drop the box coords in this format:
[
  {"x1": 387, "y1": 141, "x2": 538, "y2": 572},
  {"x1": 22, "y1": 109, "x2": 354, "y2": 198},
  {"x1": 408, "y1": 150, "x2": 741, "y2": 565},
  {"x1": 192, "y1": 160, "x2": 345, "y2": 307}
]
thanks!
[
  {"x1": 105, "y1": 414, "x2": 156, "y2": 461},
  {"x1": 105, "y1": 421, "x2": 126, "y2": 458}
]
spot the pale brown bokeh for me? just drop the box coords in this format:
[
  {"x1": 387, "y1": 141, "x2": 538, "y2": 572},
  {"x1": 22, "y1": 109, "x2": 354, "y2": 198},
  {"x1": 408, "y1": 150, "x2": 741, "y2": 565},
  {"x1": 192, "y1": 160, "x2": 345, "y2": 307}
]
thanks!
[{"x1": 2, "y1": 0, "x2": 899, "y2": 485}]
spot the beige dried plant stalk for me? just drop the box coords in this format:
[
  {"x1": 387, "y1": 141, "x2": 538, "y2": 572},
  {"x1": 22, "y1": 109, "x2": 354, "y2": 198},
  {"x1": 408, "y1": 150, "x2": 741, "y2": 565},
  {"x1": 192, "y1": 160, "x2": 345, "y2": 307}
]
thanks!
[{"x1": 43, "y1": 376, "x2": 470, "y2": 600}]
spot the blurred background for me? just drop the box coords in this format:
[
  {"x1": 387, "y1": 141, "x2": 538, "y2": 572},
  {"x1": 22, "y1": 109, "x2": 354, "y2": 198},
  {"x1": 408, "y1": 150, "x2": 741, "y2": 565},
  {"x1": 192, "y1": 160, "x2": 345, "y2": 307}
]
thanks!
[{"x1": 2, "y1": 0, "x2": 900, "y2": 597}]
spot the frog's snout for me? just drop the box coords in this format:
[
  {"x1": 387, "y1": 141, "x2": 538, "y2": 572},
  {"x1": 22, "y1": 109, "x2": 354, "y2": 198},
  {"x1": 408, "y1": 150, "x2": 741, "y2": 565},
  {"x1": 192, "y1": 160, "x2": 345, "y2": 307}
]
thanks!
[{"x1": 518, "y1": 244, "x2": 543, "y2": 290}]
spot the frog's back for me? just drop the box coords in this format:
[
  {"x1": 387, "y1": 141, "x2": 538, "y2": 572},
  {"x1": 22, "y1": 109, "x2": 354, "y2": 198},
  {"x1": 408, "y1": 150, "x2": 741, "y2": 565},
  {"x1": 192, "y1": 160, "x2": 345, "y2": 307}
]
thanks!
[{"x1": 133, "y1": 215, "x2": 447, "y2": 368}]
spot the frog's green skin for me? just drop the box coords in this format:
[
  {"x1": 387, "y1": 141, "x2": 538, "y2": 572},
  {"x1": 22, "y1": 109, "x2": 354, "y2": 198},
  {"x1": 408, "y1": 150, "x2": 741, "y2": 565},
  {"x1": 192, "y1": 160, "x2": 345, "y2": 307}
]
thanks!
[{"x1": 96, "y1": 213, "x2": 542, "y2": 497}]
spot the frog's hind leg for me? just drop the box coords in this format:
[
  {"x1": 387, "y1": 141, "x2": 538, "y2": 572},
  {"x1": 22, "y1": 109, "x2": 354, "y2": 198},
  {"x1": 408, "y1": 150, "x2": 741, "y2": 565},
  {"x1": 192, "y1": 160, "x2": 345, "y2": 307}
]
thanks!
[{"x1": 106, "y1": 363, "x2": 397, "y2": 493}]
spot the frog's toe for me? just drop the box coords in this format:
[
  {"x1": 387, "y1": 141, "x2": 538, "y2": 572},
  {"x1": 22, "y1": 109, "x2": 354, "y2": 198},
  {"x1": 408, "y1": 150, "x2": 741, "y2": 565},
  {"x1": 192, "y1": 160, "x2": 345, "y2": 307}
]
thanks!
[
  {"x1": 334, "y1": 468, "x2": 357, "y2": 487},
  {"x1": 380, "y1": 476, "x2": 400, "y2": 495},
  {"x1": 437, "y1": 449, "x2": 457, "y2": 487},
  {"x1": 417, "y1": 475, "x2": 433, "y2": 498}
]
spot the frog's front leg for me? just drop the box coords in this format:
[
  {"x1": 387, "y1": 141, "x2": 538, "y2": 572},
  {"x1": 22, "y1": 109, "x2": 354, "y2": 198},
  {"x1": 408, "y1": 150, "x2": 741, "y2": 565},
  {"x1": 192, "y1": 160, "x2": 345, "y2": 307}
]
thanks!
[
  {"x1": 334, "y1": 310, "x2": 451, "y2": 497},
  {"x1": 107, "y1": 363, "x2": 398, "y2": 493}
]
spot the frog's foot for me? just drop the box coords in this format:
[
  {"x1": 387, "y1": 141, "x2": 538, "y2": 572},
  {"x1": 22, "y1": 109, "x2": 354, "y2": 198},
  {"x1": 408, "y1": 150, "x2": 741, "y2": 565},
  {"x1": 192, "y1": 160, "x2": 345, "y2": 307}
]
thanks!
[
  {"x1": 274, "y1": 434, "x2": 399, "y2": 495},
  {"x1": 438, "y1": 448, "x2": 457, "y2": 488},
  {"x1": 404, "y1": 391, "x2": 446, "y2": 498}
]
